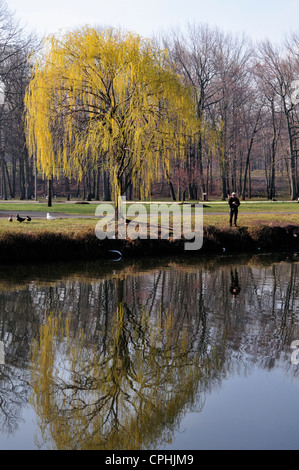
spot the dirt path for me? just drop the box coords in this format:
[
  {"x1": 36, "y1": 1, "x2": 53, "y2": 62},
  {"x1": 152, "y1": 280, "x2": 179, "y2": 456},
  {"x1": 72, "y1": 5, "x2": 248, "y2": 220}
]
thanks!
[
  {"x1": 0, "y1": 211, "x2": 97, "y2": 219},
  {"x1": 0, "y1": 209, "x2": 298, "y2": 219}
]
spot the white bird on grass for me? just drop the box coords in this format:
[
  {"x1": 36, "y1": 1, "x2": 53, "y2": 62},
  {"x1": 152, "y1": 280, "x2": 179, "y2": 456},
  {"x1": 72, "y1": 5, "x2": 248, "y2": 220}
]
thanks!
[{"x1": 47, "y1": 213, "x2": 55, "y2": 220}]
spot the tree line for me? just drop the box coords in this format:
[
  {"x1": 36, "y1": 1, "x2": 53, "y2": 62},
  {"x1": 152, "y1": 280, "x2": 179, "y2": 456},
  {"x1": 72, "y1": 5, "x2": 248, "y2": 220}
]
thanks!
[
  {"x1": 0, "y1": 0, "x2": 299, "y2": 202},
  {"x1": 162, "y1": 24, "x2": 299, "y2": 201}
]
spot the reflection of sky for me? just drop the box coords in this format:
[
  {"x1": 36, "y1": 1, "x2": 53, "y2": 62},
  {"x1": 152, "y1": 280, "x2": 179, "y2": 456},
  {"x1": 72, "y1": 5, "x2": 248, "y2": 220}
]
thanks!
[
  {"x1": 166, "y1": 366, "x2": 299, "y2": 450},
  {"x1": 0, "y1": 406, "x2": 36, "y2": 450}
]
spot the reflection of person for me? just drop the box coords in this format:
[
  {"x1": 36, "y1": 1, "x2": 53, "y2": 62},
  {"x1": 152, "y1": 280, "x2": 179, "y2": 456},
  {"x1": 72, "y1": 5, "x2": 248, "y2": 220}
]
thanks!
[
  {"x1": 229, "y1": 192, "x2": 240, "y2": 227},
  {"x1": 229, "y1": 269, "x2": 241, "y2": 299}
]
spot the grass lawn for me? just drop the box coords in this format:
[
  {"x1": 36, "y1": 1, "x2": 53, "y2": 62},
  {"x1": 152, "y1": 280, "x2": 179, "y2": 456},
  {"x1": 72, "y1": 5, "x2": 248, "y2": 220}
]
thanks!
[
  {"x1": 0, "y1": 199, "x2": 298, "y2": 214},
  {"x1": 0, "y1": 201, "x2": 96, "y2": 215},
  {"x1": 202, "y1": 201, "x2": 299, "y2": 213},
  {"x1": 0, "y1": 200, "x2": 298, "y2": 237},
  {"x1": 204, "y1": 213, "x2": 299, "y2": 227},
  {"x1": 0, "y1": 218, "x2": 97, "y2": 235},
  {"x1": 0, "y1": 211, "x2": 297, "y2": 238}
]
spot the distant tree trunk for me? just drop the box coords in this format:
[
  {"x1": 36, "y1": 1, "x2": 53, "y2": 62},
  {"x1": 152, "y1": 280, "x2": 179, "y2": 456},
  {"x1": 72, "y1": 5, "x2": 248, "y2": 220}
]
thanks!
[
  {"x1": 76, "y1": 181, "x2": 81, "y2": 198},
  {"x1": 25, "y1": 151, "x2": 34, "y2": 199},
  {"x1": 242, "y1": 139, "x2": 253, "y2": 201},
  {"x1": 165, "y1": 169, "x2": 176, "y2": 201},
  {"x1": 48, "y1": 178, "x2": 52, "y2": 207},
  {"x1": 86, "y1": 168, "x2": 92, "y2": 201},
  {"x1": 198, "y1": 135, "x2": 206, "y2": 198},
  {"x1": 65, "y1": 176, "x2": 70, "y2": 193},
  {"x1": 34, "y1": 158, "x2": 37, "y2": 201},
  {"x1": 209, "y1": 156, "x2": 213, "y2": 195},
  {"x1": 126, "y1": 183, "x2": 133, "y2": 200},
  {"x1": 82, "y1": 177, "x2": 86, "y2": 200},
  {"x1": 188, "y1": 182, "x2": 194, "y2": 200},
  {"x1": 169, "y1": 181, "x2": 176, "y2": 201},
  {"x1": 269, "y1": 99, "x2": 278, "y2": 200},
  {"x1": 269, "y1": 138, "x2": 276, "y2": 199},
  {"x1": 220, "y1": 147, "x2": 227, "y2": 200},
  {"x1": 19, "y1": 157, "x2": 25, "y2": 200},
  {"x1": 1, "y1": 157, "x2": 7, "y2": 200},
  {"x1": 103, "y1": 170, "x2": 111, "y2": 201},
  {"x1": 12, "y1": 156, "x2": 16, "y2": 198},
  {"x1": 239, "y1": 158, "x2": 243, "y2": 196},
  {"x1": 4, "y1": 159, "x2": 12, "y2": 197},
  {"x1": 95, "y1": 168, "x2": 100, "y2": 200},
  {"x1": 286, "y1": 117, "x2": 297, "y2": 200},
  {"x1": 242, "y1": 105, "x2": 262, "y2": 201}
]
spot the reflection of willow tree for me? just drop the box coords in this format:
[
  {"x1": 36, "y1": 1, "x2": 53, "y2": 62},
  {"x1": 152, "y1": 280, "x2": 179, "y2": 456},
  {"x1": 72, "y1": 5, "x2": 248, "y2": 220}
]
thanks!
[
  {"x1": 30, "y1": 280, "x2": 225, "y2": 450},
  {"x1": 0, "y1": 255, "x2": 298, "y2": 443}
]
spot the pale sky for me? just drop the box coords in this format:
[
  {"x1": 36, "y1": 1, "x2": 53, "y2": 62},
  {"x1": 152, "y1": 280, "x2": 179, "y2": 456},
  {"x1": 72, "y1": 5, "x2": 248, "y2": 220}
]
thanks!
[{"x1": 6, "y1": 0, "x2": 299, "y2": 44}]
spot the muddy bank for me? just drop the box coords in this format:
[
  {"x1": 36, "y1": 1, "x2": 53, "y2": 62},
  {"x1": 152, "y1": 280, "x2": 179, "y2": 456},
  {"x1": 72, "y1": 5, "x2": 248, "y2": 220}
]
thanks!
[{"x1": 0, "y1": 224, "x2": 298, "y2": 264}]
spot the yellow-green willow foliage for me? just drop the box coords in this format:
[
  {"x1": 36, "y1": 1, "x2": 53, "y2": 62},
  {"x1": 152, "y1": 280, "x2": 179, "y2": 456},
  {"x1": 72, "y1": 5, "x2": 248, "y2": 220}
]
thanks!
[{"x1": 25, "y1": 27, "x2": 195, "y2": 200}]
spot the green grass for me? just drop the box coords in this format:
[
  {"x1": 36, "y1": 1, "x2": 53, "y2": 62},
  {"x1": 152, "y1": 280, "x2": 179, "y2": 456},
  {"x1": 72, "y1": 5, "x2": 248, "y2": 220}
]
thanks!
[
  {"x1": 0, "y1": 218, "x2": 97, "y2": 235},
  {"x1": 203, "y1": 201, "x2": 299, "y2": 213},
  {"x1": 203, "y1": 213, "x2": 299, "y2": 227},
  {"x1": 0, "y1": 199, "x2": 298, "y2": 215},
  {"x1": 0, "y1": 200, "x2": 298, "y2": 236},
  {"x1": 0, "y1": 212, "x2": 298, "y2": 237},
  {"x1": 0, "y1": 202, "x2": 96, "y2": 215}
]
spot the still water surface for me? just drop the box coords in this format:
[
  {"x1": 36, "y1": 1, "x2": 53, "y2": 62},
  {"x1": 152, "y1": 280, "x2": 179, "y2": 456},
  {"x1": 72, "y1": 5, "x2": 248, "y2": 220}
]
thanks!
[{"x1": 0, "y1": 253, "x2": 298, "y2": 450}]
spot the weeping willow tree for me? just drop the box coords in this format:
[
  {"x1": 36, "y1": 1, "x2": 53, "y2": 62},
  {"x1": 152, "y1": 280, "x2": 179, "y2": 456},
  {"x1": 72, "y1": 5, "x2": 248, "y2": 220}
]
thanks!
[{"x1": 24, "y1": 27, "x2": 195, "y2": 210}]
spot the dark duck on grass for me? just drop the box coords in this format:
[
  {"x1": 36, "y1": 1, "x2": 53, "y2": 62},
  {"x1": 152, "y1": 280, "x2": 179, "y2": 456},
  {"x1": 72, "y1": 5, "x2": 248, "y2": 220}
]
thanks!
[{"x1": 16, "y1": 214, "x2": 25, "y2": 223}]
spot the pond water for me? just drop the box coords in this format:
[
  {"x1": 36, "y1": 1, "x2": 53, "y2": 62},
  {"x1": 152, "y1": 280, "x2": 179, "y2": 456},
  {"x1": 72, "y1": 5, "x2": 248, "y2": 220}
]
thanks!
[{"x1": 0, "y1": 253, "x2": 298, "y2": 450}]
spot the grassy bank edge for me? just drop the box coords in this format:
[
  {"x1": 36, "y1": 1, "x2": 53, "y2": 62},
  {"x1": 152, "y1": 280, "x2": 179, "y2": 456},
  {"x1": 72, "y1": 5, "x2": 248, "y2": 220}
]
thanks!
[{"x1": 0, "y1": 224, "x2": 298, "y2": 264}]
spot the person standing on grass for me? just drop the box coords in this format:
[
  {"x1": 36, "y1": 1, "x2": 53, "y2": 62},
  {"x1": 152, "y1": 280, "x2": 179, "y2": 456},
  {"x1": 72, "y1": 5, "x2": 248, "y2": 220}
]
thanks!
[{"x1": 229, "y1": 192, "x2": 240, "y2": 226}]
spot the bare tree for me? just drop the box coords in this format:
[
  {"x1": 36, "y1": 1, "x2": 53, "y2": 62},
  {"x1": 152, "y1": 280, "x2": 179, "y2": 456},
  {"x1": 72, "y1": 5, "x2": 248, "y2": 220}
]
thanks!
[
  {"x1": 0, "y1": 0, "x2": 40, "y2": 199},
  {"x1": 163, "y1": 24, "x2": 222, "y2": 200},
  {"x1": 258, "y1": 39, "x2": 299, "y2": 200}
]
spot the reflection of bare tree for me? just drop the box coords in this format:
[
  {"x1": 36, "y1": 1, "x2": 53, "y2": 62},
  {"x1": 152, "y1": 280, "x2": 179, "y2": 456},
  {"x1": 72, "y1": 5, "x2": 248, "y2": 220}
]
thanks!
[
  {"x1": 0, "y1": 288, "x2": 40, "y2": 436},
  {"x1": 0, "y1": 365, "x2": 30, "y2": 435}
]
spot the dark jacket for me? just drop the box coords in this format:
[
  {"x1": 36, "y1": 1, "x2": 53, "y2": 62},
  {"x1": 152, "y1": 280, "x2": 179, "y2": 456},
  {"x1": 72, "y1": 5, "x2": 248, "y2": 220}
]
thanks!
[{"x1": 229, "y1": 196, "x2": 240, "y2": 210}]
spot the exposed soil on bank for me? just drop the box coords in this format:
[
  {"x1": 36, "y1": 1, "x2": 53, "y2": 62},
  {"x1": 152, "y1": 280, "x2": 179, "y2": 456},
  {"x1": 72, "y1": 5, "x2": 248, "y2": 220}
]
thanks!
[{"x1": 0, "y1": 223, "x2": 298, "y2": 264}]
